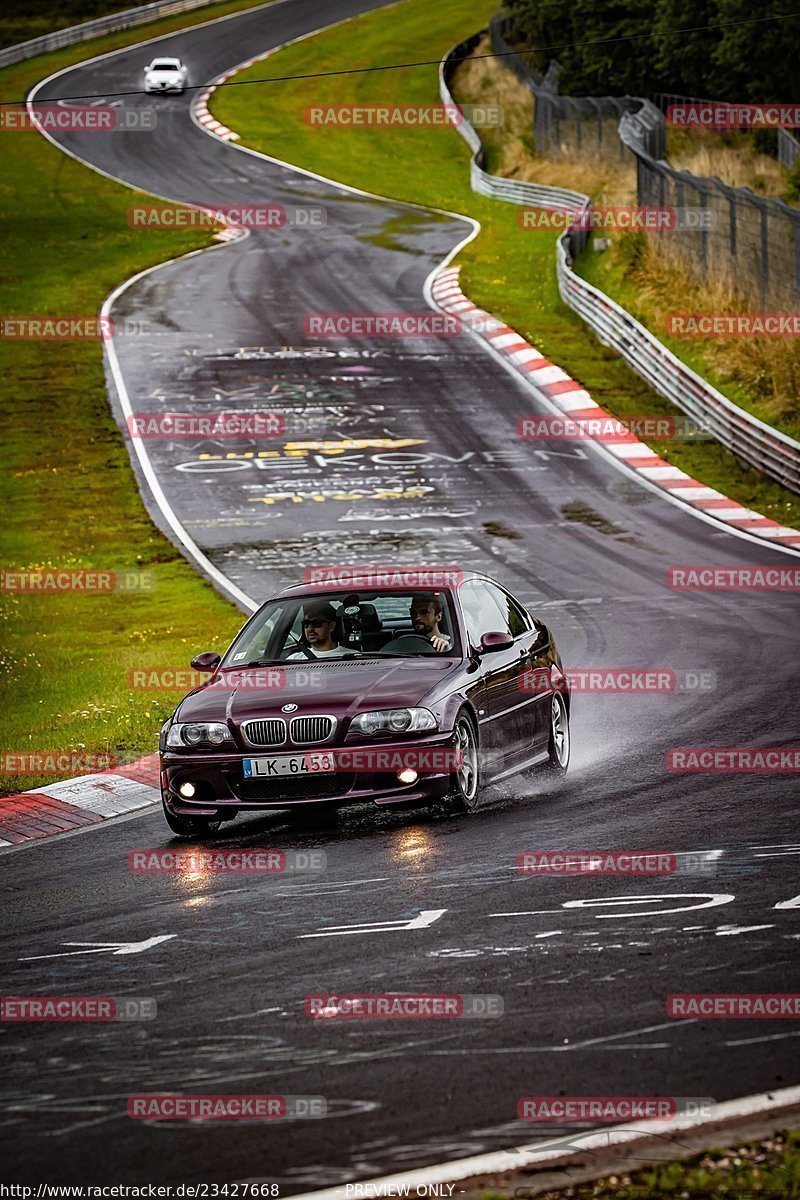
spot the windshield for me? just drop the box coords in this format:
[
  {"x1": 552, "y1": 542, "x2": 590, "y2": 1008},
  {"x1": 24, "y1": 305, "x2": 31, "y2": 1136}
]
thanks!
[
  {"x1": 151, "y1": 60, "x2": 181, "y2": 70},
  {"x1": 221, "y1": 590, "x2": 461, "y2": 665}
]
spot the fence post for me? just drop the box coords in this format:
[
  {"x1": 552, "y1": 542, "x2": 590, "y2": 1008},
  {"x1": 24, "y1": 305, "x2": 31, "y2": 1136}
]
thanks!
[
  {"x1": 759, "y1": 200, "x2": 769, "y2": 308},
  {"x1": 700, "y1": 186, "x2": 709, "y2": 275}
]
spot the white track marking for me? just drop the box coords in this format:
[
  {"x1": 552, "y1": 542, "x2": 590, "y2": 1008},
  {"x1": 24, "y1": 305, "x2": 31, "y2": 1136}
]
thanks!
[
  {"x1": 299, "y1": 909, "x2": 447, "y2": 939},
  {"x1": 21, "y1": 934, "x2": 177, "y2": 960}
]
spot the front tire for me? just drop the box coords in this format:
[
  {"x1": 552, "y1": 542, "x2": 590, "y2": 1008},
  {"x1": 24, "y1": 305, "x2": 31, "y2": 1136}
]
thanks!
[
  {"x1": 545, "y1": 692, "x2": 570, "y2": 774},
  {"x1": 162, "y1": 799, "x2": 222, "y2": 838},
  {"x1": 447, "y1": 713, "x2": 480, "y2": 812}
]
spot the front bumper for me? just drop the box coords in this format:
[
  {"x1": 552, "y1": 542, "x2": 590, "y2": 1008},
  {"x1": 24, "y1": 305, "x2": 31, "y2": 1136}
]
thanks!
[{"x1": 161, "y1": 734, "x2": 457, "y2": 814}]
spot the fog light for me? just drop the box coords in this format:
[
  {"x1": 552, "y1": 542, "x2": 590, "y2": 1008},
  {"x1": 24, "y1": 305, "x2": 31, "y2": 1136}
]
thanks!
[
  {"x1": 178, "y1": 781, "x2": 196, "y2": 798},
  {"x1": 397, "y1": 768, "x2": 418, "y2": 785}
]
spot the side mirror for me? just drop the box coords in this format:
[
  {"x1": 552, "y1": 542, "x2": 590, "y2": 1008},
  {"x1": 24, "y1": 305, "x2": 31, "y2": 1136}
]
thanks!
[
  {"x1": 190, "y1": 651, "x2": 221, "y2": 672},
  {"x1": 480, "y1": 631, "x2": 514, "y2": 654}
]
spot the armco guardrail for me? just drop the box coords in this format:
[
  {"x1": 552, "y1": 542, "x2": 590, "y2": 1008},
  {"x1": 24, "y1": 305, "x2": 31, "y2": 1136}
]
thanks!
[
  {"x1": 445, "y1": 34, "x2": 588, "y2": 214},
  {"x1": 439, "y1": 37, "x2": 800, "y2": 497},
  {"x1": 0, "y1": 0, "x2": 219, "y2": 69}
]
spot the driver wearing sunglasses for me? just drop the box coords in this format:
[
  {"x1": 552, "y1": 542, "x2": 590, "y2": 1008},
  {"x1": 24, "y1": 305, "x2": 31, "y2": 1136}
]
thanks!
[{"x1": 286, "y1": 601, "x2": 353, "y2": 659}]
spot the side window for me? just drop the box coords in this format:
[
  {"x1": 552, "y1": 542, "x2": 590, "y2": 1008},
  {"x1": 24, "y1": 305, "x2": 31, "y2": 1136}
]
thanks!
[
  {"x1": 459, "y1": 581, "x2": 510, "y2": 645},
  {"x1": 485, "y1": 584, "x2": 530, "y2": 638}
]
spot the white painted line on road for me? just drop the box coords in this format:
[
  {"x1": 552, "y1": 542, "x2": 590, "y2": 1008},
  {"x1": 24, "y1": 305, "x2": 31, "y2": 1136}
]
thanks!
[
  {"x1": 725, "y1": 1030, "x2": 800, "y2": 1046},
  {"x1": 21, "y1": 934, "x2": 177, "y2": 961},
  {"x1": 299, "y1": 909, "x2": 447, "y2": 939},
  {"x1": 562, "y1": 894, "x2": 735, "y2": 917},
  {"x1": 288, "y1": 1085, "x2": 800, "y2": 1200},
  {"x1": 714, "y1": 924, "x2": 774, "y2": 936}
]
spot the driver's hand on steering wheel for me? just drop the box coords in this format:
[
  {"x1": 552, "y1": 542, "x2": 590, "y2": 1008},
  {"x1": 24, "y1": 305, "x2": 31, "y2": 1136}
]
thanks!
[{"x1": 430, "y1": 634, "x2": 450, "y2": 653}]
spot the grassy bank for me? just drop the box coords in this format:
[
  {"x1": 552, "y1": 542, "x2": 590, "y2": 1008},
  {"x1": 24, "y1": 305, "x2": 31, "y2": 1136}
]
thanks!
[
  {"x1": 212, "y1": 0, "x2": 800, "y2": 531},
  {"x1": 0, "y1": 0, "x2": 271, "y2": 794}
]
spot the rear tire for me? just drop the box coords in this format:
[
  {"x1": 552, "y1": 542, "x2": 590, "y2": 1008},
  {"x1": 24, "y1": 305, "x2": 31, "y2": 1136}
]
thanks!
[
  {"x1": 544, "y1": 692, "x2": 570, "y2": 774},
  {"x1": 162, "y1": 799, "x2": 222, "y2": 838},
  {"x1": 447, "y1": 713, "x2": 481, "y2": 812}
]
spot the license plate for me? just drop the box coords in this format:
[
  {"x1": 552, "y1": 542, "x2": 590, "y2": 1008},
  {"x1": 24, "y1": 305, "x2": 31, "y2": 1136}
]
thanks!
[{"x1": 243, "y1": 752, "x2": 335, "y2": 779}]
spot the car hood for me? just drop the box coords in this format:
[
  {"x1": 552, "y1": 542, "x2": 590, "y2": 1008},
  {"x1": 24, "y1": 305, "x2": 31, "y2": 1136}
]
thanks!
[{"x1": 174, "y1": 658, "x2": 460, "y2": 727}]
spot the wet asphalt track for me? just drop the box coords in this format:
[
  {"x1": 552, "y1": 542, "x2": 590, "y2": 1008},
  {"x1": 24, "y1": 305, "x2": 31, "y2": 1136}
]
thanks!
[{"x1": 3, "y1": 0, "x2": 799, "y2": 1187}]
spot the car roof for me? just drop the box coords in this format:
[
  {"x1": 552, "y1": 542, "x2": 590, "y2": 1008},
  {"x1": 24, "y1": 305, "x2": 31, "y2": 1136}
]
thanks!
[
  {"x1": 150, "y1": 57, "x2": 182, "y2": 64},
  {"x1": 270, "y1": 571, "x2": 504, "y2": 600}
]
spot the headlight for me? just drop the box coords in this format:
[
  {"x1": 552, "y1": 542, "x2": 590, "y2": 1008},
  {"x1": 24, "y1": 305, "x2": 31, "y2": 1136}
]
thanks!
[
  {"x1": 349, "y1": 708, "x2": 437, "y2": 736},
  {"x1": 166, "y1": 722, "x2": 234, "y2": 749}
]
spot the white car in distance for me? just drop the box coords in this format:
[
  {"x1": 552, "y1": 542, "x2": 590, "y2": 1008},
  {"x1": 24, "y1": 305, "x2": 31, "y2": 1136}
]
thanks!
[{"x1": 143, "y1": 57, "x2": 188, "y2": 94}]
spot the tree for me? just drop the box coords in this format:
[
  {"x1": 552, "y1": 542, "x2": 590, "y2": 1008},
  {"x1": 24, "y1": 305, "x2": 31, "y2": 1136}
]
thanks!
[
  {"x1": 711, "y1": 0, "x2": 800, "y2": 101},
  {"x1": 652, "y1": 0, "x2": 720, "y2": 96}
]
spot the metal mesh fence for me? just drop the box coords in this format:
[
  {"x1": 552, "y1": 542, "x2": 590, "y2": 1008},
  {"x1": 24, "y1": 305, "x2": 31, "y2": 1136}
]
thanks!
[
  {"x1": 490, "y1": 12, "x2": 800, "y2": 308},
  {"x1": 779, "y1": 129, "x2": 800, "y2": 170}
]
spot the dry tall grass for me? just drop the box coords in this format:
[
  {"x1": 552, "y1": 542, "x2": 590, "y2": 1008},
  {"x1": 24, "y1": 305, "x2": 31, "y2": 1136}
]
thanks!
[
  {"x1": 668, "y1": 129, "x2": 787, "y2": 197},
  {"x1": 617, "y1": 237, "x2": 800, "y2": 427}
]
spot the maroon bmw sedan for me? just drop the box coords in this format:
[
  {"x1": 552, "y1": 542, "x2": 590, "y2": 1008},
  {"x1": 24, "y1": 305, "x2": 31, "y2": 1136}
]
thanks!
[{"x1": 159, "y1": 573, "x2": 570, "y2": 836}]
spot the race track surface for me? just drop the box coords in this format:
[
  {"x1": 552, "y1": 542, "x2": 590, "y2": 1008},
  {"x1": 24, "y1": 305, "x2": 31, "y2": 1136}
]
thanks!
[{"x1": 3, "y1": 0, "x2": 799, "y2": 1188}]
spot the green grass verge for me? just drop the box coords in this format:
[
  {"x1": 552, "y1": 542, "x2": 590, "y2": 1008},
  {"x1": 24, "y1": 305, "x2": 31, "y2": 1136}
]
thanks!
[
  {"x1": 212, "y1": 0, "x2": 800, "y2": 533},
  {"x1": 0, "y1": 0, "x2": 273, "y2": 795},
  {"x1": 478, "y1": 1128, "x2": 800, "y2": 1199}
]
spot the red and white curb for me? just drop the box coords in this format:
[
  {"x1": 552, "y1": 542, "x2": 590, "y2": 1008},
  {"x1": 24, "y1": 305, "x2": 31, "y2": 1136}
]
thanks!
[
  {"x1": 432, "y1": 267, "x2": 800, "y2": 548},
  {"x1": 194, "y1": 72, "x2": 240, "y2": 143},
  {"x1": 193, "y1": 63, "x2": 267, "y2": 247},
  {"x1": 193, "y1": 69, "x2": 263, "y2": 243},
  {"x1": 193, "y1": 50, "x2": 274, "y2": 145},
  {"x1": 0, "y1": 755, "x2": 160, "y2": 847}
]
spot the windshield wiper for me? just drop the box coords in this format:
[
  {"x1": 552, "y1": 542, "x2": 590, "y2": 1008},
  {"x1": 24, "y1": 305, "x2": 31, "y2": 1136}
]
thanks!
[
  {"x1": 367, "y1": 651, "x2": 441, "y2": 658},
  {"x1": 221, "y1": 659, "x2": 285, "y2": 668}
]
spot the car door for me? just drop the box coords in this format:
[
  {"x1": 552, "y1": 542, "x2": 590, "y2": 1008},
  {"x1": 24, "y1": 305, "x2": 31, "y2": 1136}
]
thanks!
[
  {"x1": 484, "y1": 583, "x2": 553, "y2": 758},
  {"x1": 459, "y1": 580, "x2": 527, "y2": 775}
]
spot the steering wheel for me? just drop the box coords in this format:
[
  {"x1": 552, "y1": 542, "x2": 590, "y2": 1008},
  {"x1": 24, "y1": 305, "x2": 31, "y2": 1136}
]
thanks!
[{"x1": 380, "y1": 633, "x2": 437, "y2": 655}]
